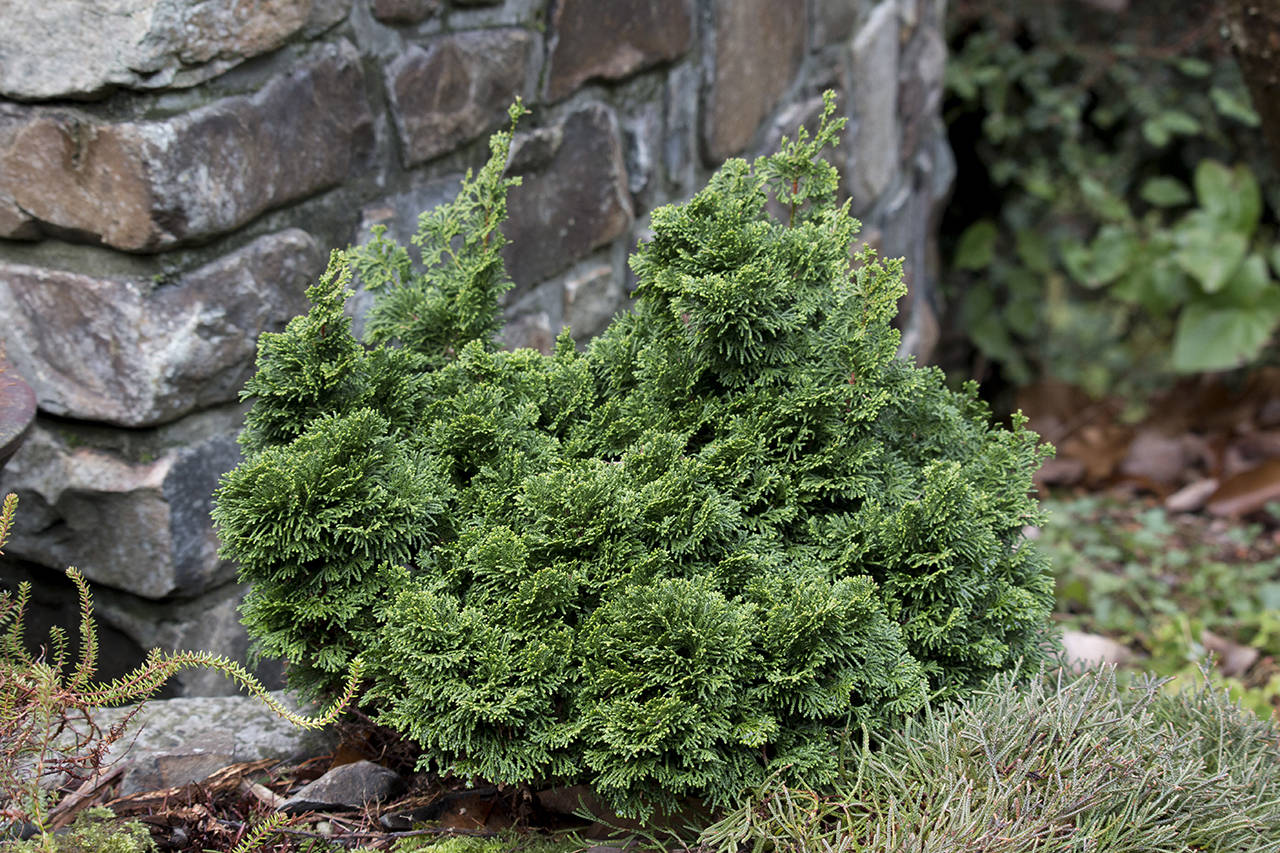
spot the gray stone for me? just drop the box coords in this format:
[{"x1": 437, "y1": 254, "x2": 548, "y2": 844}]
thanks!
[
  {"x1": 662, "y1": 62, "x2": 699, "y2": 193},
  {"x1": 0, "y1": 190, "x2": 37, "y2": 240},
  {"x1": 0, "y1": 42, "x2": 372, "y2": 251},
  {"x1": 89, "y1": 691, "x2": 337, "y2": 795},
  {"x1": 925, "y1": 123, "x2": 956, "y2": 206},
  {"x1": 544, "y1": 0, "x2": 693, "y2": 102},
  {"x1": 897, "y1": 288, "x2": 939, "y2": 364},
  {"x1": 0, "y1": 406, "x2": 247, "y2": 600},
  {"x1": 848, "y1": 1, "x2": 900, "y2": 207},
  {"x1": 502, "y1": 311, "x2": 556, "y2": 354},
  {"x1": 505, "y1": 277, "x2": 563, "y2": 353},
  {"x1": 0, "y1": 355, "x2": 35, "y2": 472},
  {"x1": 0, "y1": 229, "x2": 320, "y2": 426},
  {"x1": 356, "y1": 177, "x2": 459, "y2": 248},
  {"x1": 702, "y1": 0, "x2": 806, "y2": 162},
  {"x1": 370, "y1": 0, "x2": 438, "y2": 24},
  {"x1": 305, "y1": 0, "x2": 356, "y2": 35},
  {"x1": 386, "y1": 29, "x2": 534, "y2": 167},
  {"x1": 445, "y1": 0, "x2": 544, "y2": 27},
  {"x1": 898, "y1": 27, "x2": 946, "y2": 164},
  {"x1": 813, "y1": 0, "x2": 862, "y2": 46},
  {"x1": 622, "y1": 101, "x2": 661, "y2": 200},
  {"x1": 94, "y1": 579, "x2": 284, "y2": 697},
  {"x1": 563, "y1": 263, "x2": 623, "y2": 341},
  {"x1": 897, "y1": 0, "x2": 919, "y2": 33},
  {"x1": 504, "y1": 104, "x2": 633, "y2": 288},
  {"x1": 0, "y1": 0, "x2": 352, "y2": 100},
  {"x1": 281, "y1": 760, "x2": 401, "y2": 813},
  {"x1": 878, "y1": 179, "x2": 940, "y2": 363}
]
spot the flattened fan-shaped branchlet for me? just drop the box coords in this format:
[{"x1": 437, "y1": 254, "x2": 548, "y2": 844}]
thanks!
[{"x1": 214, "y1": 92, "x2": 1055, "y2": 819}]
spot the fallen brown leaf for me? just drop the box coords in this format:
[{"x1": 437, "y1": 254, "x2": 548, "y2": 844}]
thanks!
[
  {"x1": 1202, "y1": 630, "x2": 1260, "y2": 679},
  {"x1": 1206, "y1": 458, "x2": 1280, "y2": 517}
]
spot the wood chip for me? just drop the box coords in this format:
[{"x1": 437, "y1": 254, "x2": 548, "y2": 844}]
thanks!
[
  {"x1": 240, "y1": 778, "x2": 287, "y2": 809},
  {"x1": 1165, "y1": 478, "x2": 1219, "y2": 513},
  {"x1": 45, "y1": 763, "x2": 126, "y2": 831},
  {"x1": 107, "y1": 758, "x2": 278, "y2": 814}
]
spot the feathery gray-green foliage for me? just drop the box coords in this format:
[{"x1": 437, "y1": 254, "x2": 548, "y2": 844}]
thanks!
[
  {"x1": 700, "y1": 663, "x2": 1280, "y2": 852},
  {"x1": 213, "y1": 93, "x2": 1055, "y2": 818}
]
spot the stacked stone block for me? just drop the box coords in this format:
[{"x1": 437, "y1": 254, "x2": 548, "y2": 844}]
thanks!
[{"x1": 0, "y1": 0, "x2": 953, "y2": 694}]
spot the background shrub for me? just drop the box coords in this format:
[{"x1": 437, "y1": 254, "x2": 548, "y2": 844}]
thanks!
[{"x1": 944, "y1": 0, "x2": 1280, "y2": 401}]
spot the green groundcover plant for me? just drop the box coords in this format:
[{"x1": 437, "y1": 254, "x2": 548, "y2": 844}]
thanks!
[
  {"x1": 701, "y1": 662, "x2": 1280, "y2": 852},
  {"x1": 213, "y1": 95, "x2": 1055, "y2": 819},
  {"x1": 945, "y1": 1, "x2": 1280, "y2": 399}
]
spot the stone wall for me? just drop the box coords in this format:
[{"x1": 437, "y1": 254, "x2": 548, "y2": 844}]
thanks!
[{"x1": 0, "y1": 0, "x2": 953, "y2": 694}]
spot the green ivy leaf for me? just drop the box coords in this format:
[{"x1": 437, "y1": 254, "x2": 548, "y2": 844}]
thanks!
[
  {"x1": 953, "y1": 220, "x2": 998, "y2": 270},
  {"x1": 1194, "y1": 160, "x2": 1261, "y2": 236},
  {"x1": 1210, "y1": 86, "x2": 1261, "y2": 127},
  {"x1": 1078, "y1": 176, "x2": 1131, "y2": 222},
  {"x1": 1062, "y1": 226, "x2": 1136, "y2": 289},
  {"x1": 962, "y1": 286, "x2": 1031, "y2": 381},
  {"x1": 1140, "y1": 177, "x2": 1192, "y2": 208},
  {"x1": 1110, "y1": 256, "x2": 1190, "y2": 315},
  {"x1": 1141, "y1": 118, "x2": 1170, "y2": 148},
  {"x1": 1060, "y1": 239, "x2": 1091, "y2": 287},
  {"x1": 1015, "y1": 228, "x2": 1052, "y2": 274},
  {"x1": 1089, "y1": 226, "x2": 1137, "y2": 287},
  {"x1": 1172, "y1": 301, "x2": 1280, "y2": 372},
  {"x1": 1159, "y1": 110, "x2": 1201, "y2": 136},
  {"x1": 1174, "y1": 57, "x2": 1212, "y2": 78},
  {"x1": 1174, "y1": 216, "x2": 1247, "y2": 294},
  {"x1": 1217, "y1": 254, "x2": 1273, "y2": 306},
  {"x1": 1004, "y1": 269, "x2": 1042, "y2": 337},
  {"x1": 1271, "y1": 244, "x2": 1280, "y2": 279},
  {"x1": 945, "y1": 62, "x2": 978, "y2": 101}
]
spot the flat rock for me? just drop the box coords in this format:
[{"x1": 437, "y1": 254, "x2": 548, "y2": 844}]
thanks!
[
  {"x1": 504, "y1": 104, "x2": 633, "y2": 288},
  {"x1": 370, "y1": 0, "x2": 438, "y2": 23},
  {"x1": 281, "y1": 760, "x2": 401, "y2": 813},
  {"x1": 90, "y1": 691, "x2": 337, "y2": 795},
  {"x1": 702, "y1": 0, "x2": 806, "y2": 162},
  {"x1": 0, "y1": 229, "x2": 319, "y2": 427},
  {"x1": 1061, "y1": 630, "x2": 1136, "y2": 668},
  {"x1": 0, "y1": 41, "x2": 372, "y2": 251},
  {"x1": 545, "y1": 0, "x2": 693, "y2": 102},
  {"x1": 386, "y1": 29, "x2": 534, "y2": 167},
  {"x1": 0, "y1": 0, "x2": 351, "y2": 100}
]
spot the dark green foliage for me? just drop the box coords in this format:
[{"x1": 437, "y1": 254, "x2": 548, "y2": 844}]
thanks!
[
  {"x1": 214, "y1": 92, "x2": 1054, "y2": 818},
  {"x1": 353, "y1": 102, "x2": 528, "y2": 366}
]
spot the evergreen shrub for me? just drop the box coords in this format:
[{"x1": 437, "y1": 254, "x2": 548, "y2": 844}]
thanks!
[{"x1": 213, "y1": 96, "x2": 1055, "y2": 818}]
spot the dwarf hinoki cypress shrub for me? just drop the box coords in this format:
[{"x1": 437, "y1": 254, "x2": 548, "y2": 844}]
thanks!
[{"x1": 214, "y1": 95, "x2": 1054, "y2": 818}]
